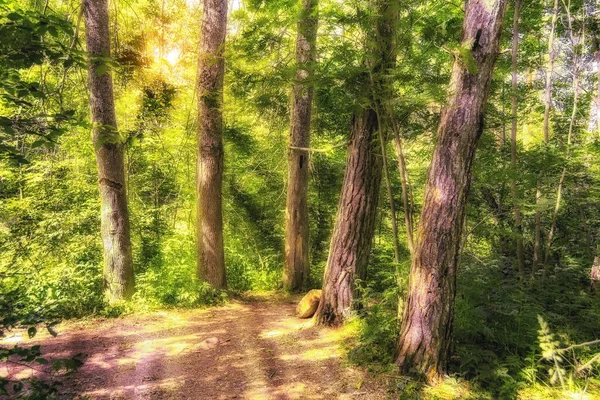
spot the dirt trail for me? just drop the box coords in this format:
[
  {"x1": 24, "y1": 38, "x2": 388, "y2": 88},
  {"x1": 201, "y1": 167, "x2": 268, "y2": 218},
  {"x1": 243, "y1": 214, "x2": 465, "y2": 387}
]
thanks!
[{"x1": 2, "y1": 296, "x2": 388, "y2": 399}]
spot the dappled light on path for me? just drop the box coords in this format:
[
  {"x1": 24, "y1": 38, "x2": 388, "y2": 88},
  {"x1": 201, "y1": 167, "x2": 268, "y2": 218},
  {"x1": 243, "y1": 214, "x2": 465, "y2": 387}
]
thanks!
[{"x1": 1, "y1": 297, "x2": 385, "y2": 399}]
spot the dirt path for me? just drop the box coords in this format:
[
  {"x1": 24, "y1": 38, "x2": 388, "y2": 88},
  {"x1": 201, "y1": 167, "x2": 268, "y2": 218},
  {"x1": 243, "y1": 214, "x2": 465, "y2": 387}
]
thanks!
[{"x1": 2, "y1": 296, "x2": 389, "y2": 399}]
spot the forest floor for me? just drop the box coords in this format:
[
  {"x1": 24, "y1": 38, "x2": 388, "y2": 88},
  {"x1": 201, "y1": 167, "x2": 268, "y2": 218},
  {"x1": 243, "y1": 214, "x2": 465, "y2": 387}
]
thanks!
[{"x1": 2, "y1": 294, "x2": 391, "y2": 399}]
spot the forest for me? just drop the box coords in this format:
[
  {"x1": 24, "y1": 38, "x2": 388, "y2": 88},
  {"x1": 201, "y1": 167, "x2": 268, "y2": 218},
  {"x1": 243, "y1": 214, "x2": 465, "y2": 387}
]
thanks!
[{"x1": 1, "y1": 0, "x2": 600, "y2": 398}]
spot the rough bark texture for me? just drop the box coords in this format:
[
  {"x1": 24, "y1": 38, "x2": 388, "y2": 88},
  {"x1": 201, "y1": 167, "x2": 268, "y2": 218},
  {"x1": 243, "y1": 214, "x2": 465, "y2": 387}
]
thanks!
[
  {"x1": 196, "y1": 0, "x2": 227, "y2": 288},
  {"x1": 283, "y1": 0, "x2": 318, "y2": 292},
  {"x1": 312, "y1": 108, "x2": 382, "y2": 326},
  {"x1": 510, "y1": 0, "x2": 525, "y2": 280},
  {"x1": 313, "y1": 0, "x2": 397, "y2": 327},
  {"x1": 84, "y1": 0, "x2": 134, "y2": 302},
  {"x1": 395, "y1": 0, "x2": 507, "y2": 382}
]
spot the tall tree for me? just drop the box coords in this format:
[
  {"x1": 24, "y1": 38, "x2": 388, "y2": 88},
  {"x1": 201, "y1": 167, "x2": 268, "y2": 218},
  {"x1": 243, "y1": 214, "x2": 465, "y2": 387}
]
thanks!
[
  {"x1": 84, "y1": 0, "x2": 135, "y2": 302},
  {"x1": 510, "y1": 0, "x2": 525, "y2": 280},
  {"x1": 283, "y1": 0, "x2": 318, "y2": 292},
  {"x1": 395, "y1": 0, "x2": 508, "y2": 381},
  {"x1": 196, "y1": 0, "x2": 227, "y2": 288},
  {"x1": 543, "y1": 3, "x2": 584, "y2": 270},
  {"x1": 313, "y1": 0, "x2": 397, "y2": 326},
  {"x1": 543, "y1": 0, "x2": 559, "y2": 142},
  {"x1": 534, "y1": 0, "x2": 560, "y2": 275}
]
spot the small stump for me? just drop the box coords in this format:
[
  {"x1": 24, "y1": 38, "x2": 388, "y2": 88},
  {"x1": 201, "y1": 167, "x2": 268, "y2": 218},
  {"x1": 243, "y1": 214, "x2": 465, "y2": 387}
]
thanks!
[{"x1": 296, "y1": 289, "x2": 322, "y2": 318}]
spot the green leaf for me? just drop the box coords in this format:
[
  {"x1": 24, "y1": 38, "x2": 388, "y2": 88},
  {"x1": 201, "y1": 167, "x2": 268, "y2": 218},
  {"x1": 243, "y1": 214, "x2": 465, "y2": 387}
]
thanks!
[
  {"x1": 7, "y1": 12, "x2": 21, "y2": 21},
  {"x1": 96, "y1": 63, "x2": 108, "y2": 76},
  {"x1": 27, "y1": 326, "x2": 37, "y2": 338}
]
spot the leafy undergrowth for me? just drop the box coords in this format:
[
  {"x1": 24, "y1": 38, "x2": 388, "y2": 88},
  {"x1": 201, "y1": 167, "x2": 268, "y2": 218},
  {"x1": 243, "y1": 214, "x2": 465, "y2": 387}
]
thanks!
[{"x1": 342, "y1": 259, "x2": 600, "y2": 399}]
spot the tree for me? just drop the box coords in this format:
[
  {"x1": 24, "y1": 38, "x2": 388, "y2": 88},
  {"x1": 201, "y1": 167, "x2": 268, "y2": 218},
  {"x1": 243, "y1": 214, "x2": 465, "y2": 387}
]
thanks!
[
  {"x1": 534, "y1": 0, "x2": 560, "y2": 275},
  {"x1": 283, "y1": 0, "x2": 318, "y2": 292},
  {"x1": 196, "y1": 0, "x2": 228, "y2": 288},
  {"x1": 395, "y1": 0, "x2": 508, "y2": 382},
  {"x1": 510, "y1": 0, "x2": 525, "y2": 280},
  {"x1": 313, "y1": 0, "x2": 397, "y2": 326},
  {"x1": 84, "y1": 0, "x2": 135, "y2": 302},
  {"x1": 542, "y1": 0, "x2": 559, "y2": 142}
]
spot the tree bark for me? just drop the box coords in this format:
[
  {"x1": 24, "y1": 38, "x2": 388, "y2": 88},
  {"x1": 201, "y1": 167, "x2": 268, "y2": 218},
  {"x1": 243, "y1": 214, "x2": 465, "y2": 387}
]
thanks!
[
  {"x1": 284, "y1": 0, "x2": 318, "y2": 292},
  {"x1": 395, "y1": 0, "x2": 507, "y2": 382},
  {"x1": 196, "y1": 0, "x2": 227, "y2": 288},
  {"x1": 312, "y1": 108, "x2": 382, "y2": 326},
  {"x1": 84, "y1": 0, "x2": 135, "y2": 302},
  {"x1": 313, "y1": 0, "x2": 397, "y2": 326},
  {"x1": 510, "y1": 0, "x2": 525, "y2": 280}
]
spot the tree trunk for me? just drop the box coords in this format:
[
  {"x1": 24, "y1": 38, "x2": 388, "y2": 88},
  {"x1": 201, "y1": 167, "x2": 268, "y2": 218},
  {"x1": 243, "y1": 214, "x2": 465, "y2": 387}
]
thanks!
[
  {"x1": 543, "y1": 0, "x2": 559, "y2": 142},
  {"x1": 510, "y1": 0, "x2": 525, "y2": 280},
  {"x1": 196, "y1": 0, "x2": 227, "y2": 288},
  {"x1": 395, "y1": 0, "x2": 507, "y2": 382},
  {"x1": 392, "y1": 130, "x2": 415, "y2": 255},
  {"x1": 534, "y1": 0, "x2": 560, "y2": 279},
  {"x1": 532, "y1": 181, "x2": 542, "y2": 276},
  {"x1": 312, "y1": 108, "x2": 382, "y2": 326},
  {"x1": 543, "y1": 5, "x2": 583, "y2": 272},
  {"x1": 596, "y1": 50, "x2": 600, "y2": 137},
  {"x1": 313, "y1": 0, "x2": 397, "y2": 326},
  {"x1": 84, "y1": 0, "x2": 134, "y2": 302},
  {"x1": 284, "y1": 0, "x2": 318, "y2": 292}
]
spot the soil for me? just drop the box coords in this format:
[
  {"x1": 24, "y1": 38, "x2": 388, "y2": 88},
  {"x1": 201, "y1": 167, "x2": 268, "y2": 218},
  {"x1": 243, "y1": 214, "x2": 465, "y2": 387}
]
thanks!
[{"x1": 1, "y1": 295, "x2": 390, "y2": 399}]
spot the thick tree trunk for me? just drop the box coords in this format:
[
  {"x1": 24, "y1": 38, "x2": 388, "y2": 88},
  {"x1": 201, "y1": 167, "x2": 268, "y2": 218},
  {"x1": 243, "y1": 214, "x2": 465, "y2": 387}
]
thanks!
[
  {"x1": 543, "y1": 0, "x2": 559, "y2": 142},
  {"x1": 313, "y1": 0, "x2": 397, "y2": 326},
  {"x1": 312, "y1": 108, "x2": 382, "y2": 326},
  {"x1": 284, "y1": 0, "x2": 318, "y2": 292},
  {"x1": 395, "y1": 0, "x2": 507, "y2": 382},
  {"x1": 196, "y1": 0, "x2": 227, "y2": 288},
  {"x1": 84, "y1": 0, "x2": 134, "y2": 302},
  {"x1": 510, "y1": 0, "x2": 525, "y2": 280}
]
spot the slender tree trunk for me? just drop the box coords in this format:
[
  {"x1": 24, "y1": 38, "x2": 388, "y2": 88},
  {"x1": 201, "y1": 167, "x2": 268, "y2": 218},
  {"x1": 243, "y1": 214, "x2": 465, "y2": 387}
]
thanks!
[
  {"x1": 284, "y1": 0, "x2": 318, "y2": 292},
  {"x1": 369, "y1": 69, "x2": 400, "y2": 264},
  {"x1": 84, "y1": 0, "x2": 134, "y2": 302},
  {"x1": 534, "y1": 0, "x2": 559, "y2": 279},
  {"x1": 376, "y1": 110, "x2": 400, "y2": 264},
  {"x1": 395, "y1": 0, "x2": 507, "y2": 382},
  {"x1": 543, "y1": 5, "x2": 583, "y2": 271},
  {"x1": 313, "y1": 0, "x2": 397, "y2": 326},
  {"x1": 596, "y1": 50, "x2": 600, "y2": 136},
  {"x1": 196, "y1": 0, "x2": 227, "y2": 288},
  {"x1": 532, "y1": 181, "x2": 542, "y2": 276},
  {"x1": 391, "y1": 119, "x2": 415, "y2": 255},
  {"x1": 543, "y1": 0, "x2": 559, "y2": 142},
  {"x1": 510, "y1": 0, "x2": 525, "y2": 280}
]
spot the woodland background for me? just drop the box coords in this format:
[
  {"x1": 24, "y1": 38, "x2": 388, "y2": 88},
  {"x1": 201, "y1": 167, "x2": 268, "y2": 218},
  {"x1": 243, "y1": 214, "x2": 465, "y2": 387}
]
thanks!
[{"x1": 2, "y1": 0, "x2": 600, "y2": 398}]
